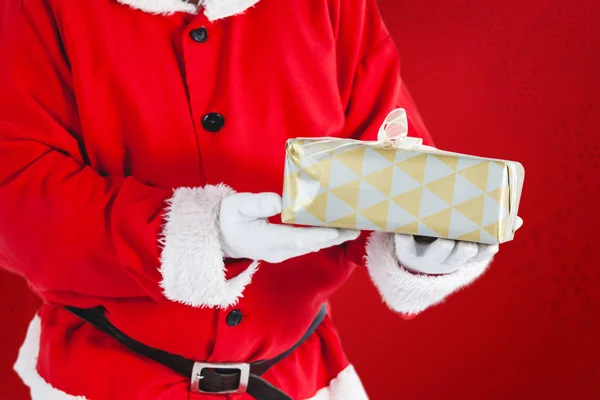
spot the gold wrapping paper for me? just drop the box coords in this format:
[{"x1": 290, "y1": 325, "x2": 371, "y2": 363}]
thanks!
[{"x1": 281, "y1": 137, "x2": 524, "y2": 244}]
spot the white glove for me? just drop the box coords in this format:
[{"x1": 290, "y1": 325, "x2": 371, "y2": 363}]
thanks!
[
  {"x1": 220, "y1": 192, "x2": 360, "y2": 263},
  {"x1": 395, "y1": 217, "x2": 523, "y2": 275}
]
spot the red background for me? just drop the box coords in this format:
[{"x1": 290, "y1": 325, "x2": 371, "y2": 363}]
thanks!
[{"x1": 1, "y1": 0, "x2": 599, "y2": 399}]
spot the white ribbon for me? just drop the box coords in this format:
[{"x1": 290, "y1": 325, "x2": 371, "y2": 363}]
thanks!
[{"x1": 377, "y1": 108, "x2": 423, "y2": 151}]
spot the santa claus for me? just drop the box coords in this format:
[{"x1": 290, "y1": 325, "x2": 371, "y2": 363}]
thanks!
[{"x1": 0, "y1": 0, "x2": 519, "y2": 399}]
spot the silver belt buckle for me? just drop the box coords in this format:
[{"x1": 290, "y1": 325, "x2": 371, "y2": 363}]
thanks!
[{"x1": 190, "y1": 362, "x2": 250, "y2": 394}]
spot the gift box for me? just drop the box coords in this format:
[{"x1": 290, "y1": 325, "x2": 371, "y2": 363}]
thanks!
[{"x1": 281, "y1": 109, "x2": 524, "y2": 244}]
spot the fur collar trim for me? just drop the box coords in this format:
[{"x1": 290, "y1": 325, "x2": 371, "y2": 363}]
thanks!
[{"x1": 116, "y1": 0, "x2": 261, "y2": 21}]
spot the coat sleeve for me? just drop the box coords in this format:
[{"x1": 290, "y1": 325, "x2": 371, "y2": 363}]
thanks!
[
  {"x1": 0, "y1": 0, "x2": 255, "y2": 309},
  {"x1": 334, "y1": 0, "x2": 490, "y2": 316}
]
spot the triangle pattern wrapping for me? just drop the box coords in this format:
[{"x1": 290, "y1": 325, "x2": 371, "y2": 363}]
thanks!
[
  {"x1": 331, "y1": 142, "x2": 361, "y2": 156},
  {"x1": 363, "y1": 166, "x2": 394, "y2": 198},
  {"x1": 281, "y1": 191, "x2": 295, "y2": 213},
  {"x1": 325, "y1": 191, "x2": 356, "y2": 223},
  {"x1": 391, "y1": 187, "x2": 422, "y2": 218},
  {"x1": 357, "y1": 179, "x2": 389, "y2": 210},
  {"x1": 456, "y1": 230, "x2": 481, "y2": 243},
  {"x1": 420, "y1": 208, "x2": 452, "y2": 238},
  {"x1": 392, "y1": 220, "x2": 419, "y2": 235},
  {"x1": 299, "y1": 155, "x2": 316, "y2": 170},
  {"x1": 362, "y1": 147, "x2": 394, "y2": 176},
  {"x1": 359, "y1": 200, "x2": 390, "y2": 230},
  {"x1": 296, "y1": 170, "x2": 327, "y2": 207},
  {"x1": 456, "y1": 157, "x2": 484, "y2": 171},
  {"x1": 285, "y1": 158, "x2": 299, "y2": 176},
  {"x1": 479, "y1": 229, "x2": 499, "y2": 245},
  {"x1": 500, "y1": 185, "x2": 510, "y2": 208},
  {"x1": 356, "y1": 212, "x2": 384, "y2": 231},
  {"x1": 499, "y1": 217, "x2": 508, "y2": 238},
  {"x1": 284, "y1": 171, "x2": 300, "y2": 204},
  {"x1": 395, "y1": 150, "x2": 422, "y2": 163},
  {"x1": 390, "y1": 166, "x2": 422, "y2": 197},
  {"x1": 434, "y1": 154, "x2": 459, "y2": 171},
  {"x1": 301, "y1": 140, "x2": 336, "y2": 155},
  {"x1": 448, "y1": 208, "x2": 482, "y2": 239},
  {"x1": 373, "y1": 147, "x2": 397, "y2": 163},
  {"x1": 417, "y1": 221, "x2": 442, "y2": 238},
  {"x1": 301, "y1": 157, "x2": 332, "y2": 189},
  {"x1": 482, "y1": 195, "x2": 502, "y2": 227},
  {"x1": 483, "y1": 221, "x2": 500, "y2": 239},
  {"x1": 453, "y1": 194, "x2": 486, "y2": 226},
  {"x1": 281, "y1": 207, "x2": 295, "y2": 224},
  {"x1": 334, "y1": 147, "x2": 365, "y2": 175},
  {"x1": 418, "y1": 187, "x2": 450, "y2": 219},
  {"x1": 386, "y1": 201, "x2": 418, "y2": 231},
  {"x1": 300, "y1": 150, "x2": 331, "y2": 169},
  {"x1": 424, "y1": 154, "x2": 456, "y2": 184},
  {"x1": 302, "y1": 191, "x2": 329, "y2": 223},
  {"x1": 425, "y1": 174, "x2": 456, "y2": 205},
  {"x1": 396, "y1": 153, "x2": 427, "y2": 184},
  {"x1": 458, "y1": 161, "x2": 490, "y2": 191},
  {"x1": 328, "y1": 158, "x2": 361, "y2": 190},
  {"x1": 452, "y1": 173, "x2": 485, "y2": 206},
  {"x1": 293, "y1": 206, "x2": 327, "y2": 227},
  {"x1": 486, "y1": 187, "x2": 505, "y2": 204},
  {"x1": 291, "y1": 139, "x2": 308, "y2": 147},
  {"x1": 281, "y1": 171, "x2": 297, "y2": 225},
  {"x1": 284, "y1": 138, "x2": 517, "y2": 245},
  {"x1": 331, "y1": 179, "x2": 361, "y2": 210},
  {"x1": 330, "y1": 212, "x2": 358, "y2": 230},
  {"x1": 486, "y1": 161, "x2": 507, "y2": 192}
]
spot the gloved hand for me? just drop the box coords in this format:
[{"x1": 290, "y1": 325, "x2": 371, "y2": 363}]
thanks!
[
  {"x1": 395, "y1": 217, "x2": 523, "y2": 275},
  {"x1": 220, "y1": 192, "x2": 360, "y2": 263}
]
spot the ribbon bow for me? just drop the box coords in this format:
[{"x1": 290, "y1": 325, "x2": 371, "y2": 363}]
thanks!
[{"x1": 377, "y1": 108, "x2": 423, "y2": 150}]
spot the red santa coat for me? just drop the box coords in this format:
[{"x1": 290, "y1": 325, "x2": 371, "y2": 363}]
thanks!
[{"x1": 0, "y1": 0, "x2": 491, "y2": 398}]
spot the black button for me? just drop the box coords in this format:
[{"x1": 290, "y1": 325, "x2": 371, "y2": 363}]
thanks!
[
  {"x1": 190, "y1": 27, "x2": 208, "y2": 43},
  {"x1": 226, "y1": 310, "x2": 243, "y2": 327},
  {"x1": 202, "y1": 113, "x2": 225, "y2": 132}
]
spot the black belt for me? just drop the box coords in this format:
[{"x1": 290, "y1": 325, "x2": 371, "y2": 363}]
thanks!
[{"x1": 65, "y1": 305, "x2": 327, "y2": 400}]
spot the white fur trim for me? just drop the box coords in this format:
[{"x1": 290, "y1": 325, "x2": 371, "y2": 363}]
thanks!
[
  {"x1": 116, "y1": 0, "x2": 260, "y2": 20},
  {"x1": 366, "y1": 232, "x2": 490, "y2": 315},
  {"x1": 15, "y1": 316, "x2": 366, "y2": 400},
  {"x1": 116, "y1": 0, "x2": 197, "y2": 15},
  {"x1": 14, "y1": 315, "x2": 87, "y2": 400},
  {"x1": 304, "y1": 365, "x2": 369, "y2": 400},
  {"x1": 159, "y1": 185, "x2": 259, "y2": 308},
  {"x1": 202, "y1": 0, "x2": 260, "y2": 21}
]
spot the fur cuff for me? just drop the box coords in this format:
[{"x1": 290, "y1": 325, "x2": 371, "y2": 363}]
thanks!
[
  {"x1": 159, "y1": 185, "x2": 259, "y2": 308},
  {"x1": 304, "y1": 365, "x2": 368, "y2": 400},
  {"x1": 365, "y1": 232, "x2": 490, "y2": 315}
]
